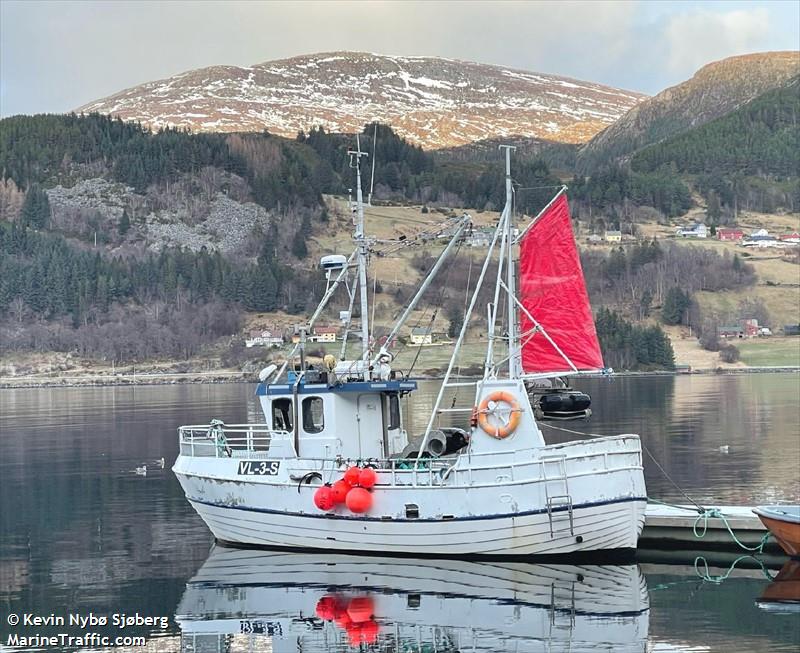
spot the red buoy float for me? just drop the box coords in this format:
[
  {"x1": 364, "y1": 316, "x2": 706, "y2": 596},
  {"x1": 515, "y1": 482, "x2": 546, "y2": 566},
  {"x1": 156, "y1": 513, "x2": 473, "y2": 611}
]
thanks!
[
  {"x1": 330, "y1": 479, "x2": 351, "y2": 504},
  {"x1": 315, "y1": 595, "x2": 339, "y2": 621},
  {"x1": 345, "y1": 487, "x2": 373, "y2": 514},
  {"x1": 358, "y1": 467, "x2": 377, "y2": 489},
  {"x1": 347, "y1": 596, "x2": 374, "y2": 623},
  {"x1": 313, "y1": 485, "x2": 334, "y2": 511},
  {"x1": 343, "y1": 466, "x2": 361, "y2": 486}
]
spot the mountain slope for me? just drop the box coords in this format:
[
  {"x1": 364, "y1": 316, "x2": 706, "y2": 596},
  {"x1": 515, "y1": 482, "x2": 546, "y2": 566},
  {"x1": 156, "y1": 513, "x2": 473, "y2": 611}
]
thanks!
[
  {"x1": 577, "y1": 51, "x2": 800, "y2": 172},
  {"x1": 76, "y1": 51, "x2": 645, "y2": 149},
  {"x1": 631, "y1": 76, "x2": 800, "y2": 178}
]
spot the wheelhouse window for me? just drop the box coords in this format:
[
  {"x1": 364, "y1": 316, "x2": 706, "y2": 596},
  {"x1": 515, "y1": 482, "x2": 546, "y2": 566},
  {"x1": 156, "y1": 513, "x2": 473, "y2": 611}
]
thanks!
[
  {"x1": 302, "y1": 396, "x2": 324, "y2": 434},
  {"x1": 272, "y1": 398, "x2": 293, "y2": 431},
  {"x1": 387, "y1": 393, "x2": 401, "y2": 430}
]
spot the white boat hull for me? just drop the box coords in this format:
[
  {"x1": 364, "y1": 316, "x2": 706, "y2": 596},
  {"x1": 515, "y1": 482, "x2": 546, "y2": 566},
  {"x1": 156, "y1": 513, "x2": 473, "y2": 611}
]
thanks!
[
  {"x1": 186, "y1": 495, "x2": 645, "y2": 556},
  {"x1": 174, "y1": 434, "x2": 646, "y2": 557}
]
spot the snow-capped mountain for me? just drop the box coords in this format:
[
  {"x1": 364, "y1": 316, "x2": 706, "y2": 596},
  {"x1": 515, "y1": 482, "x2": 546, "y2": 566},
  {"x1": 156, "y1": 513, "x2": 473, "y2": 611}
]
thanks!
[{"x1": 77, "y1": 52, "x2": 646, "y2": 149}]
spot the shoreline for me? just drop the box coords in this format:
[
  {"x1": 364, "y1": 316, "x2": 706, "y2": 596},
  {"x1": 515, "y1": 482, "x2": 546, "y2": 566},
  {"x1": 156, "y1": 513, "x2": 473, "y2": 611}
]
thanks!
[{"x1": 1, "y1": 366, "x2": 798, "y2": 389}]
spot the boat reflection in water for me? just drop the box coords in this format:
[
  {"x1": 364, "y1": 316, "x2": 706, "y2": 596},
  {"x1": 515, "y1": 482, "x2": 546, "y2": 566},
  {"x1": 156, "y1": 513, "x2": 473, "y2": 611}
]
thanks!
[
  {"x1": 175, "y1": 545, "x2": 649, "y2": 653},
  {"x1": 757, "y1": 559, "x2": 800, "y2": 613}
]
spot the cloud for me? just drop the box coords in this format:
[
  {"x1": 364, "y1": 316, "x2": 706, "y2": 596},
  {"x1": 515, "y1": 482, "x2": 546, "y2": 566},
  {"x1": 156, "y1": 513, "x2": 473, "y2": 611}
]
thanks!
[{"x1": 663, "y1": 8, "x2": 772, "y2": 75}]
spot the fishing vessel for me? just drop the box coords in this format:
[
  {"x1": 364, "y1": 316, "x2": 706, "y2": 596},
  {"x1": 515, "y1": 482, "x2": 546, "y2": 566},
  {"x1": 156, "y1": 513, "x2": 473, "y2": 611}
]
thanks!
[
  {"x1": 173, "y1": 144, "x2": 647, "y2": 556},
  {"x1": 175, "y1": 545, "x2": 650, "y2": 652}
]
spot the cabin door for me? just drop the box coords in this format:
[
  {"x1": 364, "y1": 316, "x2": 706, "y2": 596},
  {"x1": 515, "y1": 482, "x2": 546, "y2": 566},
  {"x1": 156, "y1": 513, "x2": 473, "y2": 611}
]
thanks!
[{"x1": 356, "y1": 394, "x2": 384, "y2": 459}]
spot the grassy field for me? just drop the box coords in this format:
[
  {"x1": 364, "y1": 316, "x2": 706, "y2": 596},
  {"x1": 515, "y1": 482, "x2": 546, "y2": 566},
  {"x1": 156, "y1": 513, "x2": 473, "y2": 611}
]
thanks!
[{"x1": 736, "y1": 338, "x2": 800, "y2": 367}]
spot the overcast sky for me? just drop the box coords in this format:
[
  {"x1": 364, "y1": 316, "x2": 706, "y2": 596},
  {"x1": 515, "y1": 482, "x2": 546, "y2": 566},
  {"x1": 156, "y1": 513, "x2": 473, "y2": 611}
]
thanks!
[{"x1": 1, "y1": 0, "x2": 798, "y2": 117}]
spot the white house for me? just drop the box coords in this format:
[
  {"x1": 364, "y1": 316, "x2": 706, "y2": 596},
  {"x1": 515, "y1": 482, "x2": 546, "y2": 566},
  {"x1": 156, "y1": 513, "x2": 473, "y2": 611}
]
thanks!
[
  {"x1": 310, "y1": 326, "x2": 338, "y2": 343},
  {"x1": 468, "y1": 230, "x2": 492, "y2": 247},
  {"x1": 467, "y1": 226, "x2": 518, "y2": 247},
  {"x1": 245, "y1": 330, "x2": 284, "y2": 348},
  {"x1": 410, "y1": 326, "x2": 433, "y2": 345},
  {"x1": 742, "y1": 229, "x2": 779, "y2": 248},
  {"x1": 676, "y1": 223, "x2": 708, "y2": 238},
  {"x1": 604, "y1": 230, "x2": 622, "y2": 242}
]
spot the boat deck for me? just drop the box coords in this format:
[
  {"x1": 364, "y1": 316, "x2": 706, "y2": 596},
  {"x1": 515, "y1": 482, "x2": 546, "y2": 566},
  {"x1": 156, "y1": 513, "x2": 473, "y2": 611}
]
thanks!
[{"x1": 641, "y1": 503, "x2": 777, "y2": 552}]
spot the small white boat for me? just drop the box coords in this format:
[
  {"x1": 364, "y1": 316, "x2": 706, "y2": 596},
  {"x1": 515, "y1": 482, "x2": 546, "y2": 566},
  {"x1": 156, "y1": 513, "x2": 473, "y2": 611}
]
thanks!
[
  {"x1": 175, "y1": 545, "x2": 650, "y2": 652},
  {"x1": 173, "y1": 145, "x2": 647, "y2": 556}
]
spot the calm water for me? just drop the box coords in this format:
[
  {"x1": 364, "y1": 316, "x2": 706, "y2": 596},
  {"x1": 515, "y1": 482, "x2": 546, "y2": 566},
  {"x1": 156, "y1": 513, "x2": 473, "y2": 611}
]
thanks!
[{"x1": 1, "y1": 375, "x2": 798, "y2": 652}]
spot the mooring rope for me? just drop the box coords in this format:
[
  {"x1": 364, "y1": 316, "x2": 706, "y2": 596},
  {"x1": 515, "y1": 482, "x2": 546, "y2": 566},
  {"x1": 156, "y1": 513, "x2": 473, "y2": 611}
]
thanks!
[
  {"x1": 650, "y1": 554, "x2": 774, "y2": 590},
  {"x1": 693, "y1": 554, "x2": 775, "y2": 583},
  {"x1": 692, "y1": 508, "x2": 772, "y2": 553}
]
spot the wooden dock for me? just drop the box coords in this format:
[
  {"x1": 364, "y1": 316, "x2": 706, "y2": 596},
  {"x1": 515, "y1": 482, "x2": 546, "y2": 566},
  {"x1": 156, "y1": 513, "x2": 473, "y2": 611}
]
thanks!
[{"x1": 641, "y1": 503, "x2": 777, "y2": 552}]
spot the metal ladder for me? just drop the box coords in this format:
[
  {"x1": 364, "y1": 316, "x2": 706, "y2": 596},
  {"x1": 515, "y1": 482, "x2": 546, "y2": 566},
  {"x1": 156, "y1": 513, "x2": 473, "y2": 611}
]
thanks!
[{"x1": 542, "y1": 455, "x2": 573, "y2": 537}]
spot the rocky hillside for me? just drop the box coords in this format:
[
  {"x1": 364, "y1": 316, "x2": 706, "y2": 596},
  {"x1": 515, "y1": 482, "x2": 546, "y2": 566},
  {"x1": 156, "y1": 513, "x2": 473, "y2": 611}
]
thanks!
[
  {"x1": 76, "y1": 51, "x2": 645, "y2": 149},
  {"x1": 577, "y1": 51, "x2": 800, "y2": 172}
]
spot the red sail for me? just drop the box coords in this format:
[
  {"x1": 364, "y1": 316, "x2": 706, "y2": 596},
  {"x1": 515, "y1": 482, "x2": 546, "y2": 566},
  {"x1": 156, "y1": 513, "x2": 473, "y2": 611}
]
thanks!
[{"x1": 518, "y1": 194, "x2": 604, "y2": 374}]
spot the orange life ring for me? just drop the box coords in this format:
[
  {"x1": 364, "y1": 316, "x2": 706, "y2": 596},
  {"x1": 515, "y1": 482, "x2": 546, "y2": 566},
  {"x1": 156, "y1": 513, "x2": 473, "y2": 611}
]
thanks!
[{"x1": 477, "y1": 391, "x2": 522, "y2": 439}]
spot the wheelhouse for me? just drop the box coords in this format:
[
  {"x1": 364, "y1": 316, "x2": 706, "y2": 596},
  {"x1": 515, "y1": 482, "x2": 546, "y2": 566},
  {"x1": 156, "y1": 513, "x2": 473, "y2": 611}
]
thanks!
[{"x1": 257, "y1": 379, "x2": 417, "y2": 460}]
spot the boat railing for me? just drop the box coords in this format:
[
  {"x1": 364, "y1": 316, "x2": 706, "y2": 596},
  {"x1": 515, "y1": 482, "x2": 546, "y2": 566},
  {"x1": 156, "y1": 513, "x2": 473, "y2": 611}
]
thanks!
[
  {"x1": 177, "y1": 424, "x2": 642, "y2": 487},
  {"x1": 178, "y1": 424, "x2": 292, "y2": 458}
]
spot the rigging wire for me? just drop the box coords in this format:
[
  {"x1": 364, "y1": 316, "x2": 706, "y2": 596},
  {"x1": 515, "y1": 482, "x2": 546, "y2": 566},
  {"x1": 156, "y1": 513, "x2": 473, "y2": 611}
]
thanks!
[
  {"x1": 401, "y1": 239, "x2": 464, "y2": 378},
  {"x1": 369, "y1": 270, "x2": 378, "y2": 346},
  {"x1": 390, "y1": 275, "x2": 436, "y2": 364},
  {"x1": 539, "y1": 422, "x2": 705, "y2": 512},
  {"x1": 463, "y1": 249, "x2": 474, "y2": 317},
  {"x1": 512, "y1": 183, "x2": 565, "y2": 191},
  {"x1": 454, "y1": 250, "x2": 475, "y2": 380},
  {"x1": 362, "y1": 209, "x2": 466, "y2": 257},
  {"x1": 363, "y1": 209, "x2": 451, "y2": 226},
  {"x1": 405, "y1": 274, "x2": 459, "y2": 376}
]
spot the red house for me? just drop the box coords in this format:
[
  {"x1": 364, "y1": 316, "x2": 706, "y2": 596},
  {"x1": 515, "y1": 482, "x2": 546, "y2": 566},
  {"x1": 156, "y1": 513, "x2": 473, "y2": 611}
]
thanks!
[
  {"x1": 741, "y1": 318, "x2": 760, "y2": 337},
  {"x1": 779, "y1": 232, "x2": 800, "y2": 244},
  {"x1": 717, "y1": 228, "x2": 744, "y2": 241}
]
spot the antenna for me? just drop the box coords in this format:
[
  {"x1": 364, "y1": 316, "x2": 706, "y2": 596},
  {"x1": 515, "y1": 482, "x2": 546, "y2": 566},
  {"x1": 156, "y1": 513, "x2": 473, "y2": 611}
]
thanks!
[{"x1": 368, "y1": 123, "x2": 378, "y2": 206}]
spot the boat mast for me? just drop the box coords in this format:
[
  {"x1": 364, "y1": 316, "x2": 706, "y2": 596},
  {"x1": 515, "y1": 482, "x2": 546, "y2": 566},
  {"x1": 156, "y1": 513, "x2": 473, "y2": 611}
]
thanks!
[
  {"x1": 348, "y1": 138, "x2": 371, "y2": 378},
  {"x1": 500, "y1": 144, "x2": 521, "y2": 379}
]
